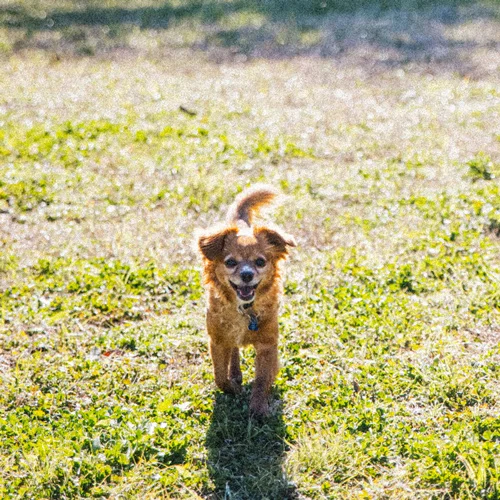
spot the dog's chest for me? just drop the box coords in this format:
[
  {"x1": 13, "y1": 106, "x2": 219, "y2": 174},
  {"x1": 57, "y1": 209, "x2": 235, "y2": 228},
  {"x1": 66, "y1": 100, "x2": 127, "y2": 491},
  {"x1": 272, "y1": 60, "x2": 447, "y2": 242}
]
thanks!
[
  {"x1": 228, "y1": 320, "x2": 251, "y2": 346},
  {"x1": 207, "y1": 305, "x2": 259, "y2": 346}
]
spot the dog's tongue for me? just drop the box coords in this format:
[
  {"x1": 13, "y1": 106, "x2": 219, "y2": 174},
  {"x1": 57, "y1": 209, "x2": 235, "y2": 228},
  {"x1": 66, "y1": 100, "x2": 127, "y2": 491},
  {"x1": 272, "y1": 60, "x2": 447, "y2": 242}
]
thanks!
[{"x1": 238, "y1": 285, "x2": 254, "y2": 299}]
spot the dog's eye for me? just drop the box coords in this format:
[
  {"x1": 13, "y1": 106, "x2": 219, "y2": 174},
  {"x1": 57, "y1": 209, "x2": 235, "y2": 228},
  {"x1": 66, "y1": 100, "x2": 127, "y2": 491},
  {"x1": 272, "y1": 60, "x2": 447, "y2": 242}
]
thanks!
[
  {"x1": 224, "y1": 258, "x2": 238, "y2": 268},
  {"x1": 255, "y1": 257, "x2": 266, "y2": 268}
]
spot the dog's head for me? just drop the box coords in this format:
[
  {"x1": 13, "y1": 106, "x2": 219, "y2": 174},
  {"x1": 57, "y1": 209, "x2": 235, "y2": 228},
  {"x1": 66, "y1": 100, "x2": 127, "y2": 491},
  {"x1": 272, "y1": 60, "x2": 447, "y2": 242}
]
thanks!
[{"x1": 198, "y1": 224, "x2": 295, "y2": 305}]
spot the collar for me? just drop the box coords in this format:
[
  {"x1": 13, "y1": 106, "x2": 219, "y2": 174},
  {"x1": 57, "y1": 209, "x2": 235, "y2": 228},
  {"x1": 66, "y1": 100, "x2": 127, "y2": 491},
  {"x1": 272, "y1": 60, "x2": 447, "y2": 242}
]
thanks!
[{"x1": 238, "y1": 303, "x2": 259, "y2": 331}]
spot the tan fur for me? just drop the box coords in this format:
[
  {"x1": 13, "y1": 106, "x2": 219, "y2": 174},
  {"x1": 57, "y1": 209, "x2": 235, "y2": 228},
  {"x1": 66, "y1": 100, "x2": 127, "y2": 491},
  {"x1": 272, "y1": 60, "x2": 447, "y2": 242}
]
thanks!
[
  {"x1": 226, "y1": 184, "x2": 278, "y2": 225},
  {"x1": 197, "y1": 185, "x2": 295, "y2": 417}
]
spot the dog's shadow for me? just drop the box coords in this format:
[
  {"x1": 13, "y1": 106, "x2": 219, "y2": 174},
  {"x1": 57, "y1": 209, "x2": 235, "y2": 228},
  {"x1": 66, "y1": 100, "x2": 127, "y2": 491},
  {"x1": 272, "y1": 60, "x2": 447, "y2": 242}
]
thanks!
[{"x1": 204, "y1": 386, "x2": 297, "y2": 499}]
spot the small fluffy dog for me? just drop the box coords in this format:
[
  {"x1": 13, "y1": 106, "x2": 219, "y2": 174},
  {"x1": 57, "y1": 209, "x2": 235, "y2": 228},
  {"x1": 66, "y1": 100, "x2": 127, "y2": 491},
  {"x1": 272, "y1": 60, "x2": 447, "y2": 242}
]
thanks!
[{"x1": 197, "y1": 185, "x2": 295, "y2": 417}]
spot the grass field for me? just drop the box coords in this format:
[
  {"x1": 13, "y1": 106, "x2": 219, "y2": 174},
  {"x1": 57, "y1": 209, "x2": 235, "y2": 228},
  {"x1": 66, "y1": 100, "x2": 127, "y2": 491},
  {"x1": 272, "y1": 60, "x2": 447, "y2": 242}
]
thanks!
[{"x1": 1, "y1": 0, "x2": 500, "y2": 498}]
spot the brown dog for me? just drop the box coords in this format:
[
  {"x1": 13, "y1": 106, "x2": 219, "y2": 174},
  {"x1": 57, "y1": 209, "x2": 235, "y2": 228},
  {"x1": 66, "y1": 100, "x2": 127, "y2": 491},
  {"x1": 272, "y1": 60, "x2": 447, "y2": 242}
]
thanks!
[{"x1": 197, "y1": 185, "x2": 295, "y2": 417}]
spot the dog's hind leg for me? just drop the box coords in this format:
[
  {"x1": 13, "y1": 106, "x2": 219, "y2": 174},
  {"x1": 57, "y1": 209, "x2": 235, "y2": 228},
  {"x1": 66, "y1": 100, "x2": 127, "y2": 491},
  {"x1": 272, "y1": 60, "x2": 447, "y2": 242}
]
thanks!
[{"x1": 229, "y1": 347, "x2": 243, "y2": 386}]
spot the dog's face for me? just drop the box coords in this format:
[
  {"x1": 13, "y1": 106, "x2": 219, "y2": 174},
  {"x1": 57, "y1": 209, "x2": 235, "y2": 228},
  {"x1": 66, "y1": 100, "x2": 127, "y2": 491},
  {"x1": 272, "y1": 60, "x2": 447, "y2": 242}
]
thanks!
[{"x1": 199, "y1": 225, "x2": 295, "y2": 305}]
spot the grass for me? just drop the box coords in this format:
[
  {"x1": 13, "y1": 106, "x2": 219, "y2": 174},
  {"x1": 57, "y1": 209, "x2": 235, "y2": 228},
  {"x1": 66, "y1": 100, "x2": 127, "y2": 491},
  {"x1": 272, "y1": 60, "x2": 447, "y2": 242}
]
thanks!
[{"x1": 1, "y1": 0, "x2": 500, "y2": 498}]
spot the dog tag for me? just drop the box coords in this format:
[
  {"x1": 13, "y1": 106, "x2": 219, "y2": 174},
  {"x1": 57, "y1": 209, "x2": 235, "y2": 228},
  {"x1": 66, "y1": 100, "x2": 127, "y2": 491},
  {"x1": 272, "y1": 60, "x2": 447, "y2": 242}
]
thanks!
[{"x1": 248, "y1": 313, "x2": 259, "y2": 331}]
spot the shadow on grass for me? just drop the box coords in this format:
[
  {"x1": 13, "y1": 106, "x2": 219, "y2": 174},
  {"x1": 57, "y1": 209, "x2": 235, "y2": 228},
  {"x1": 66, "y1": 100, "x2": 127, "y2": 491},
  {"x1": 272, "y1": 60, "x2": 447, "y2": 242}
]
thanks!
[
  {"x1": 0, "y1": 0, "x2": 499, "y2": 77},
  {"x1": 0, "y1": 0, "x2": 473, "y2": 30},
  {"x1": 204, "y1": 388, "x2": 296, "y2": 499}
]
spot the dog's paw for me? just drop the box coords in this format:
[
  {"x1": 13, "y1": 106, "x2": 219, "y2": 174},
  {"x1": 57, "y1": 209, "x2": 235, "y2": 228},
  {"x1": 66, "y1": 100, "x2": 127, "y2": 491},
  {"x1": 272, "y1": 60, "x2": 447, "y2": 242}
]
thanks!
[
  {"x1": 249, "y1": 397, "x2": 269, "y2": 419},
  {"x1": 230, "y1": 379, "x2": 243, "y2": 395},
  {"x1": 223, "y1": 379, "x2": 243, "y2": 395}
]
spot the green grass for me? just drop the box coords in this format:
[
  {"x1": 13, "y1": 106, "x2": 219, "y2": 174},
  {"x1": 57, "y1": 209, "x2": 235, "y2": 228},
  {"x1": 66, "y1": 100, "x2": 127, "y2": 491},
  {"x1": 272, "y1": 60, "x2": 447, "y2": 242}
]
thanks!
[{"x1": 1, "y1": 0, "x2": 500, "y2": 498}]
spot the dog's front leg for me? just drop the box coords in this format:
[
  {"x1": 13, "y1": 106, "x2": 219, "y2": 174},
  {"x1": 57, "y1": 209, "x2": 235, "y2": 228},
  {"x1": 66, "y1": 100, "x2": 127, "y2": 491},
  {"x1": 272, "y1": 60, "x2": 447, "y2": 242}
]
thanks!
[
  {"x1": 210, "y1": 341, "x2": 242, "y2": 395},
  {"x1": 250, "y1": 343, "x2": 279, "y2": 417}
]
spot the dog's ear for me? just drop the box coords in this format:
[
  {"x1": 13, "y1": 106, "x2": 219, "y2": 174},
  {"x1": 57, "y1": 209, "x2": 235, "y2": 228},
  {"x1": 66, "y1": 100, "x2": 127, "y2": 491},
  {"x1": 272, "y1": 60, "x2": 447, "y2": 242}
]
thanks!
[
  {"x1": 257, "y1": 227, "x2": 296, "y2": 256},
  {"x1": 198, "y1": 227, "x2": 235, "y2": 261}
]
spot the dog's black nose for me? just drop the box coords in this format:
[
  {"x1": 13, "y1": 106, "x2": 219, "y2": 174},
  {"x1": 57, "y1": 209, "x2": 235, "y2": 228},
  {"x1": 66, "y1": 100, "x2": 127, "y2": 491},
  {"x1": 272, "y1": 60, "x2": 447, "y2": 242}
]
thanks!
[{"x1": 240, "y1": 270, "x2": 254, "y2": 283}]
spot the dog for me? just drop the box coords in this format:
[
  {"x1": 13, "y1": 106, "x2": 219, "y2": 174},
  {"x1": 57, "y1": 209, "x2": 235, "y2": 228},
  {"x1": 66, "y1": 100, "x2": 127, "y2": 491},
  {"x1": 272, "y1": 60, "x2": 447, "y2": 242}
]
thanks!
[{"x1": 197, "y1": 185, "x2": 295, "y2": 417}]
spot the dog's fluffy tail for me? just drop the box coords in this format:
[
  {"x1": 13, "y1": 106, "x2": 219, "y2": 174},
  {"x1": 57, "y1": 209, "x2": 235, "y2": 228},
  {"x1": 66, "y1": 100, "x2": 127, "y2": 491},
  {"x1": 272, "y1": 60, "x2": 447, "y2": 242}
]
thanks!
[{"x1": 227, "y1": 184, "x2": 277, "y2": 226}]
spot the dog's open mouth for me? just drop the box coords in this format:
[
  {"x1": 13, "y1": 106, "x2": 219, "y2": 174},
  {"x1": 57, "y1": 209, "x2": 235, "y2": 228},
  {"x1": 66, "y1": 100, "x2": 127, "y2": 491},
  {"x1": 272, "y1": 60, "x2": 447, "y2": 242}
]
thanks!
[{"x1": 230, "y1": 281, "x2": 258, "y2": 302}]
